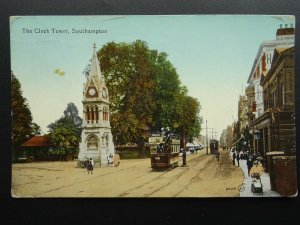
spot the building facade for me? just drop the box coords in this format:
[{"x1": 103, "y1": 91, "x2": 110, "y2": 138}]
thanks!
[
  {"x1": 247, "y1": 25, "x2": 295, "y2": 121},
  {"x1": 238, "y1": 95, "x2": 249, "y2": 133},
  {"x1": 246, "y1": 25, "x2": 295, "y2": 154},
  {"x1": 78, "y1": 44, "x2": 115, "y2": 167},
  {"x1": 252, "y1": 47, "x2": 295, "y2": 157}
]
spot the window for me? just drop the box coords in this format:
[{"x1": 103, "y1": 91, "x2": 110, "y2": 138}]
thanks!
[
  {"x1": 103, "y1": 106, "x2": 109, "y2": 121},
  {"x1": 86, "y1": 105, "x2": 99, "y2": 123},
  {"x1": 86, "y1": 107, "x2": 90, "y2": 121},
  {"x1": 105, "y1": 134, "x2": 109, "y2": 147},
  {"x1": 281, "y1": 83, "x2": 285, "y2": 106}
]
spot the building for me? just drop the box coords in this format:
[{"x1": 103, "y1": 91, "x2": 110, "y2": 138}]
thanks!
[
  {"x1": 21, "y1": 136, "x2": 52, "y2": 160},
  {"x1": 246, "y1": 25, "x2": 295, "y2": 154},
  {"x1": 78, "y1": 44, "x2": 115, "y2": 167},
  {"x1": 246, "y1": 25, "x2": 295, "y2": 120},
  {"x1": 252, "y1": 46, "x2": 295, "y2": 157},
  {"x1": 245, "y1": 84, "x2": 255, "y2": 127},
  {"x1": 238, "y1": 95, "x2": 249, "y2": 133},
  {"x1": 20, "y1": 136, "x2": 64, "y2": 161}
]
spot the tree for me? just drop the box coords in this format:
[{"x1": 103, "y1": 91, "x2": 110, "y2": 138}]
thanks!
[
  {"x1": 151, "y1": 52, "x2": 182, "y2": 132},
  {"x1": 47, "y1": 103, "x2": 82, "y2": 159},
  {"x1": 174, "y1": 87, "x2": 201, "y2": 165},
  {"x1": 99, "y1": 40, "x2": 156, "y2": 157},
  {"x1": 63, "y1": 102, "x2": 82, "y2": 136},
  {"x1": 99, "y1": 40, "x2": 201, "y2": 158},
  {"x1": 11, "y1": 72, "x2": 41, "y2": 160}
]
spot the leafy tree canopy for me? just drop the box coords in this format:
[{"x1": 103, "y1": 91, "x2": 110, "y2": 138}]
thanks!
[
  {"x1": 98, "y1": 40, "x2": 201, "y2": 156},
  {"x1": 11, "y1": 72, "x2": 41, "y2": 148},
  {"x1": 47, "y1": 103, "x2": 82, "y2": 150}
]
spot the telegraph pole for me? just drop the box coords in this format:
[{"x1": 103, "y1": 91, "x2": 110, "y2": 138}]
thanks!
[{"x1": 205, "y1": 121, "x2": 217, "y2": 155}]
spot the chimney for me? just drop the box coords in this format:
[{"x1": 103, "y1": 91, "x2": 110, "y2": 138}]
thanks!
[
  {"x1": 285, "y1": 24, "x2": 288, "y2": 28},
  {"x1": 280, "y1": 24, "x2": 282, "y2": 28}
]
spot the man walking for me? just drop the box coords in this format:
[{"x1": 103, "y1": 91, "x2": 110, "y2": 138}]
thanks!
[
  {"x1": 236, "y1": 151, "x2": 240, "y2": 167},
  {"x1": 87, "y1": 157, "x2": 94, "y2": 174},
  {"x1": 232, "y1": 151, "x2": 236, "y2": 166},
  {"x1": 246, "y1": 154, "x2": 253, "y2": 177},
  {"x1": 216, "y1": 150, "x2": 220, "y2": 163}
]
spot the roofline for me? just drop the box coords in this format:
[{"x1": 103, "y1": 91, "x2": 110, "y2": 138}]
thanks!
[
  {"x1": 247, "y1": 40, "x2": 277, "y2": 84},
  {"x1": 261, "y1": 46, "x2": 294, "y2": 86}
]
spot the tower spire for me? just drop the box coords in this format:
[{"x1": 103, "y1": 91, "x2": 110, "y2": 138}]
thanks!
[
  {"x1": 93, "y1": 42, "x2": 96, "y2": 53},
  {"x1": 88, "y1": 43, "x2": 104, "y2": 82}
]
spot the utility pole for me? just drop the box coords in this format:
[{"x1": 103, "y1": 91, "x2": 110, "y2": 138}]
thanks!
[
  {"x1": 214, "y1": 131, "x2": 218, "y2": 140},
  {"x1": 209, "y1": 131, "x2": 218, "y2": 139}
]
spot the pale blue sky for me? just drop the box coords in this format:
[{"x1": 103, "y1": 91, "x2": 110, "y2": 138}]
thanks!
[{"x1": 10, "y1": 15, "x2": 295, "y2": 138}]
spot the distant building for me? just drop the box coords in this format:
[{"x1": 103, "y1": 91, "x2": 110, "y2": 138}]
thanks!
[
  {"x1": 21, "y1": 136, "x2": 51, "y2": 161},
  {"x1": 21, "y1": 136, "x2": 51, "y2": 148},
  {"x1": 238, "y1": 95, "x2": 249, "y2": 133}
]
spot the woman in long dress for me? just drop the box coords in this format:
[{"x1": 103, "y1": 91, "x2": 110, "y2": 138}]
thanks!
[{"x1": 113, "y1": 153, "x2": 120, "y2": 167}]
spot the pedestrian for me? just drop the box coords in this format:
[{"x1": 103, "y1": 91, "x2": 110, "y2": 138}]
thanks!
[
  {"x1": 232, "y1": 151, "x2": 236, "y2": 166},
  {"x1": 107, "y1": 153, "x2": 113, "y2": 165},
  {"x1": 250, "y1": 160, "x2": 264, "y2": 177},
  {"x1": 113, "y1": 152, "x2": 120, "y2": 167},
  {"x1": 236, "y1": 151, "x2": 240, "y2": 167},
  {"x1": 87, "y1": 157, "x2": 94, "y2": 174},
  {"x1": 216, "y1": 150, "x2": 220, "y2": 163},
  {"x1": 246, "y1": 154, "x2": 253, "y2": 177}
]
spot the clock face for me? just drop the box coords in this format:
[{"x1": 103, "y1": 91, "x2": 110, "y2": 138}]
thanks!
[
  {"x1": 88, "y1": 88, "x2": 96, "y2": 96},
  {"x1": 102, "y1": 88, "x2": 107, "y2": 98}
]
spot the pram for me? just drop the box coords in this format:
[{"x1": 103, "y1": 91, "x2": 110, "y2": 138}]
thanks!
[{"x1": 251, "y1": 172, "x2": 263, "y2": 194}]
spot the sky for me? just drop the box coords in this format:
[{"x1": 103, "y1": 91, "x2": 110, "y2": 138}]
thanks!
[{"x1": 10, "y1": 15, "x2": 295, "y2": 139}]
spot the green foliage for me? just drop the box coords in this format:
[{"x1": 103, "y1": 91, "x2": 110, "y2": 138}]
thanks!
[
  {"x1": 11, "y1": 72, "x2": 41, "y2": 159},
  {"x1": 63, "y1": 102, "x2": 82, "y2": 136},
  {"x1": 47, "y1": 103, "x2": 82, "y2": 151},
  {"x1": 151, "y1": 51, "x2": 182, "y2": 132},
  {"x1": 174, "y1": 88, "x2": 201, "y2": 144},
  {"x1": 99, "y1": 40, "x2": 156, "y2": 152},
  {"x1": 98, "y1": 40, "x2": 202, "y2": 156}
]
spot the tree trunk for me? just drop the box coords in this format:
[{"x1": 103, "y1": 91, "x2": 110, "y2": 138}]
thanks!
[{"x1": 138, "y1": 141, "x2": 146, "y2": 158}]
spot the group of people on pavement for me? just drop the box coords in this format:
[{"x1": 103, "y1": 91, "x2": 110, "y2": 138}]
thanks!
[
  {"x1": 107, "y1": 153, "x2": 120, "y2": 167},
  {"x1": 231, "y1": 147, "x2": 264, "y2": 177},
  {"x1": 86, "y1": 151, "x2": 120, "y2": 174}
]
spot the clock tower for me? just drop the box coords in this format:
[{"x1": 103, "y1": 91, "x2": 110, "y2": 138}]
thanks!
[{"x1": 78, "y1": 43, "x2": 115, "y2": 167}]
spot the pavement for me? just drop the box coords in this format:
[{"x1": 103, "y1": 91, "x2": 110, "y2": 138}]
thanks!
[{"x1": 229, "y1": 152, "x2": 281, "y2": 197}]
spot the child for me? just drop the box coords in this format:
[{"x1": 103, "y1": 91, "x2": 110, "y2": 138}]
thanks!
[
  {"x1": 87, "y1": 157, "x2": 94, "y2": 174},
  {"x1": 216, "y1": 150, "x2": 220, "y2": 163}
]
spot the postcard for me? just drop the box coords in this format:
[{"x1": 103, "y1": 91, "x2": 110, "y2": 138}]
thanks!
[{"x1": 10, "y1": 15, "x2": 297, "y2": 197}]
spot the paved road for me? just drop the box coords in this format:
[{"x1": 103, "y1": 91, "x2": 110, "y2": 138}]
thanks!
[{"x1": 12, "y1": 149, "x2": 244, "y2": 197}]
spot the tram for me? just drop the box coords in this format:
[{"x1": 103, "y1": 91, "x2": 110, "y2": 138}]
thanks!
[
  {"x1": 209, "y1": 139, "x2": 219, "y2": 155},
  {"x1": 149, "y1": 132, "x2": 180, "y2": 170}
]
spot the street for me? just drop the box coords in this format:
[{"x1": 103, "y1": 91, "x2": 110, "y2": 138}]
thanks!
[{"x1": 12, "y1": 149, "x2": 244, "y2": 197}]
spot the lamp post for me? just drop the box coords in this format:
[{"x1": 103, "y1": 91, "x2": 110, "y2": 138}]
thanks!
[
  {"x1": 254, "y1": 129, "x2": 261, "y2": 154},
  {"x1": 182, "y1": 127, "x2": 187, "y2": 166}
]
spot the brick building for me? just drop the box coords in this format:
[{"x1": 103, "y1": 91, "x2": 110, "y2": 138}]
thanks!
[{"x1": 251, "y1": 46, "x2": 295, "y2": 157}]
